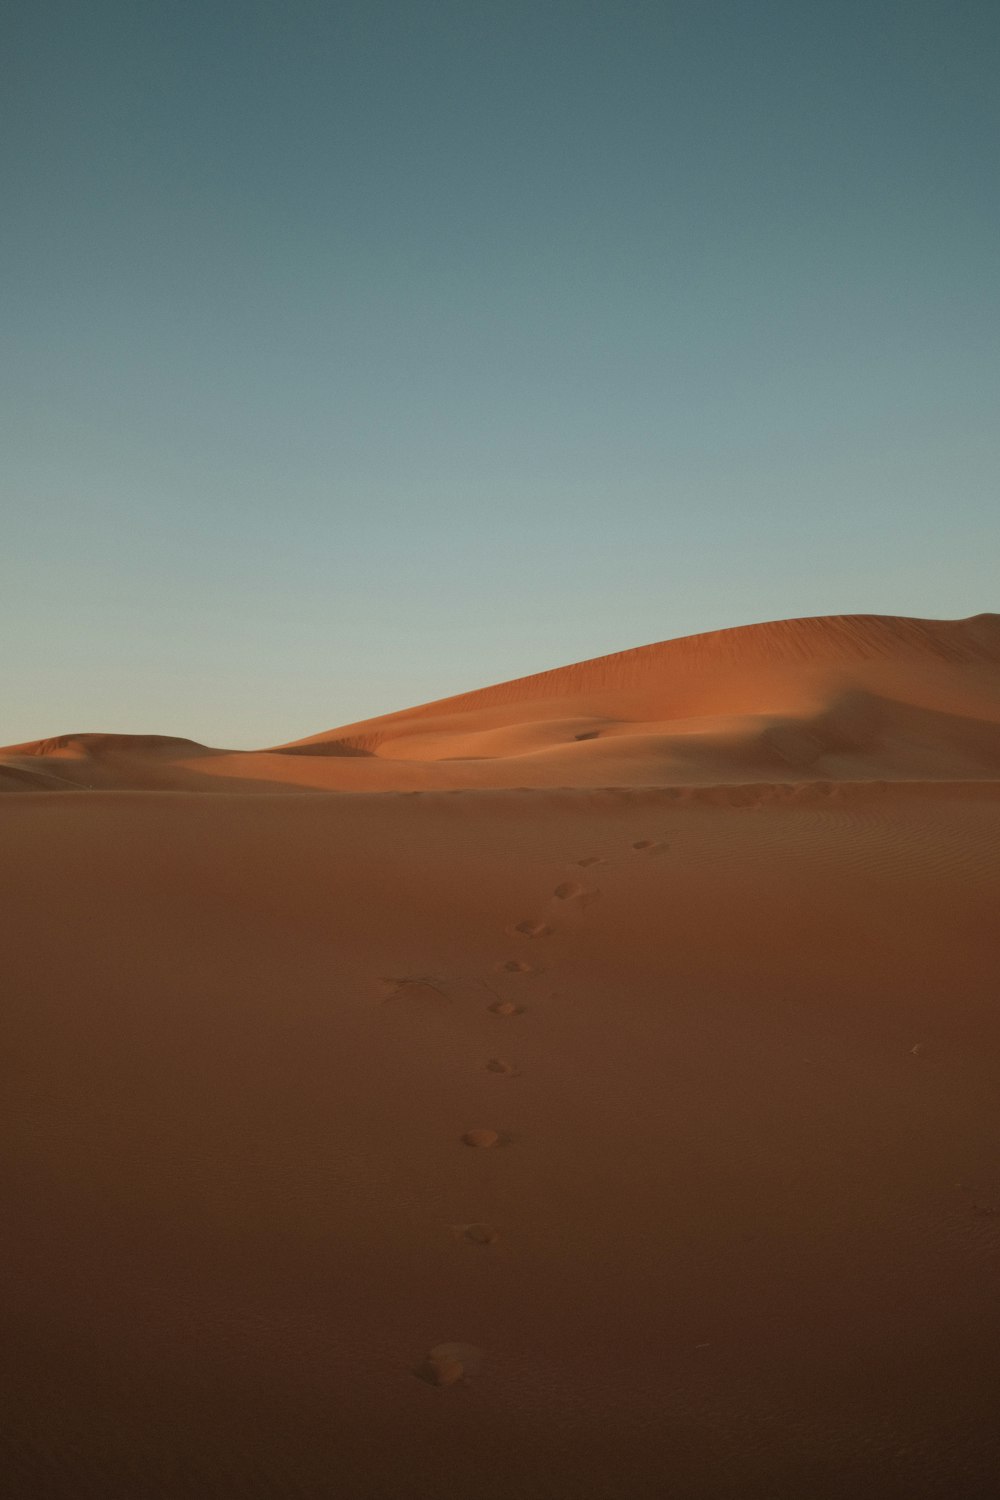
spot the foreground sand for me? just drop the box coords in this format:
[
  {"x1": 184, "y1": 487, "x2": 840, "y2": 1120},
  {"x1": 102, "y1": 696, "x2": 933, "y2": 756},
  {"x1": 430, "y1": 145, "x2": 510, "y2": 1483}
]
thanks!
[{"x1": 3, "y1": 616, "x2": 1000, "y2": 1497}]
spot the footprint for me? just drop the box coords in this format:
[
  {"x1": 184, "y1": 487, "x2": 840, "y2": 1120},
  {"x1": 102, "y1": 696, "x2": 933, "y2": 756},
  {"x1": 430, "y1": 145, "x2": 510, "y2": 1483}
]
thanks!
[
  {"x1": 416, "y1": 1353, "x2": 464, "y2": 1387},
  {"x1": 461, "y1": 1128, "x2": 501, "y2": 1148},
  {"x1": 496, "y1": 959, "x2": 535, "y2": 974},
  {"x1": 631, "y1": 839, "x2": 665, "y2": 851},
  {"x1": 379, "y1": 976, "x2": 449, "y2": 1005},
  {"x1": 485, "y1": 1057, "x2": 518, "y2": 1075},
  {"x1": 553, "y1": 880, "x2": 601, "y2": 907},
  {"x1": 415, "y1": 1342, "x2": 484, "y2": 1386},
  {"x1": 453, "y1": 1222, "x2": 500, "y2": 1246},
  {"x1": 514, "y1": 920, "x2": 552, "y2": 938},
  {"x1": 576, "y1": 856, "x2": 604, "y2": 868},
  {"x1": 488, "y1": 999, "x2": 523, "y2": 1018}
]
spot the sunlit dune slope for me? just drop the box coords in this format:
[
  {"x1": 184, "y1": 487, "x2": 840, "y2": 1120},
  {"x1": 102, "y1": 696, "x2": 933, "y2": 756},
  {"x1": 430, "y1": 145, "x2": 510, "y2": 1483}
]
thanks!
[{"x1": 4, "y1": 613, "x2": 999, "y2": 791}]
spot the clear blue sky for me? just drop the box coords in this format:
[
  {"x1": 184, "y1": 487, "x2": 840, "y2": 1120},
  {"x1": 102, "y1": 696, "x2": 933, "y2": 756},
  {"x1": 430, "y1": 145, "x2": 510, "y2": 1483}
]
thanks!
[{"x1": 3, "y1": 0, "x2": 998, "y2": 747}]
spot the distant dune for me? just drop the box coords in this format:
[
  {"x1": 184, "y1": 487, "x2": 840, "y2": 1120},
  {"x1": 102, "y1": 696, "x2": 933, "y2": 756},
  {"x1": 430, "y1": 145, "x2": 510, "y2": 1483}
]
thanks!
[
  {"x1": 5, "y1": 613, "x2": 1000, "y2": 792},
  {"x1": 3, "y1": 614, "x2": 1000, "y2": 1497}
]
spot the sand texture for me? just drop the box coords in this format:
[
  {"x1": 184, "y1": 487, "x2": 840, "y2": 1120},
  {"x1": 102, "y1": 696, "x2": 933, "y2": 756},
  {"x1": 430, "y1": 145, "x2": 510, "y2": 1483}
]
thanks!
[{"x1": 2, "y1": 613, "x2": 1000, "y2": 1497}]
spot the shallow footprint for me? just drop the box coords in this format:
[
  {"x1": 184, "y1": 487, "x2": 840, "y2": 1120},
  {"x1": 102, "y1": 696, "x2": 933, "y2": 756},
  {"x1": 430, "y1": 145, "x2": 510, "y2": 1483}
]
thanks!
[
  {"x1": 488, "y1": 999, "x2": 523, "y2": 1018},
  {"x1": 452, "y1": 1222, "x2": 500, "y2": 1246},
  {"x1": 514, "y1": 919, "x2": 552, "y2": 938},
  {"x1": 496, "y1": 959, "x2": 535, "y2": 974},
  {"x1": 416, "y1": 1354, "x2": 464, "y2": 1387},
  {"x1": 631, "y1": 839, "x2": 665, "y2": 851},
  {"x1": 379, "y1": 975, "x2": 448, "y2": 1005},
  {"x1": 461, "y1": 1128, "x2": 501, "y2": 1148},
  {"x1": 554, "y1": 881, "x2": 601, "y2": 908},
  {"x1": 486, "y1": 1057, "x2": 518, "y2": 1075},
  {"x1": 415, "y1": 1341, "x2": 484, "y2": 1386},
  {"x1": 576, "y1": 856, "x2": 604, "y2": 868}
]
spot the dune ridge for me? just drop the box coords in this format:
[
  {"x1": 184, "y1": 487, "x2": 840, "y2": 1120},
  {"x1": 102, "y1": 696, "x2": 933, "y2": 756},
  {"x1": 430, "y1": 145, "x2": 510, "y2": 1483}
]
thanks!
[
  {"x1": 299, "y1": 611, "x2": 1000, "y2": 727},
  {"x1": 278, "y1": 610, "x2": 1000, "y2": 745}
]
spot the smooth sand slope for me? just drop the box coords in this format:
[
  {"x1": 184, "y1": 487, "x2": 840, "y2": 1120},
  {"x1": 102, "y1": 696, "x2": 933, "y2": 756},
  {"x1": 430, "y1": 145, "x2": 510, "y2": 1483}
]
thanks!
[
  {"x1": 4, "y1": 612, "x2": 1000, "y2": 793},
  {"x1": 2, "y1": 614, "x2": 1000, "y2": 1498}
]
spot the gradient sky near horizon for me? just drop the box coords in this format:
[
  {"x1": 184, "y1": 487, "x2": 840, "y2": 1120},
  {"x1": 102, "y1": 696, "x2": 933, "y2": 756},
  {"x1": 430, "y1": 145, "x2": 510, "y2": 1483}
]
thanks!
[{"x1": 3, "y1": 0, "x2": 998, "y2": 747}]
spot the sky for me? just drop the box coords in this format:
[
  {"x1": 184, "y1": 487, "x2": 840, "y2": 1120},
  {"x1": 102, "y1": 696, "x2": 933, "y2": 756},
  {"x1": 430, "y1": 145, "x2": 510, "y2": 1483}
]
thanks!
[{"x1": 3, "y1": 0, "x2": 998, "y2": 747}]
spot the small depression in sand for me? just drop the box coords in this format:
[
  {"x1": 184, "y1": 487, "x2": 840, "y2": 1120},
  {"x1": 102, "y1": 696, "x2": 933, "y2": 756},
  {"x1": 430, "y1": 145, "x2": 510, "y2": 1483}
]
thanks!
[
  {"x1": 380, "y1": 976, "x2": 448, "y2": 1006},
  {"x1": 487, "y1": 999, "x2": 523, "y2": 1018},
  {"x1": 415, "y1": 1342, "x2": 485, "y2": 1387},
  {"x1": 456, "y1": 1223, "x2": 500, "y2": 1246}
]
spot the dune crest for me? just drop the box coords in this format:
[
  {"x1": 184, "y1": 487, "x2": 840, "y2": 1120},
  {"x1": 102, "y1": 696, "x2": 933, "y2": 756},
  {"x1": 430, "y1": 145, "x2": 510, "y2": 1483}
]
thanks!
[{"x1": 322, "y1": 611, "x2": 1000, "y2": 722}]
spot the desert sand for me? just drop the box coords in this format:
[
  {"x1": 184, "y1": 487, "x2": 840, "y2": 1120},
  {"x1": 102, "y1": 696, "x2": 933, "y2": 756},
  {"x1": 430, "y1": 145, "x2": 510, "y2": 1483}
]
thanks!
[{"x1": 2, "y1": 613, "x2": 1000, "y2": 1497}]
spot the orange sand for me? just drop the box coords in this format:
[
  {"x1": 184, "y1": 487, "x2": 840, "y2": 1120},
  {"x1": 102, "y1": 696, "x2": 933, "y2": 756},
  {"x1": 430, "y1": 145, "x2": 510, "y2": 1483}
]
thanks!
[{"x1": 2, "y1": 614, "x2": 1000, "y2": 1496}]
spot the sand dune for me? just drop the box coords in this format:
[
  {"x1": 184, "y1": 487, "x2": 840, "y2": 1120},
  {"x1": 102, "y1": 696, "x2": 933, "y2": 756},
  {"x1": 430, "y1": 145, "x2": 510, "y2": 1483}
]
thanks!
[
  {"x1": 4, "y1": 613, "x2": 1000, "y2": 794},
  {"x1": 3, "y1": 615, "x2": 1000, "y2": 1496}
]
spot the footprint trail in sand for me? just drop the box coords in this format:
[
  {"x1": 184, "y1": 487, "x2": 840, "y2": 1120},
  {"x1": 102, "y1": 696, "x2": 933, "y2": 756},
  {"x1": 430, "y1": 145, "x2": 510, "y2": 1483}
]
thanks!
[{"x1": 423, "y1": 847, "x2": 619, "y2": 1390}]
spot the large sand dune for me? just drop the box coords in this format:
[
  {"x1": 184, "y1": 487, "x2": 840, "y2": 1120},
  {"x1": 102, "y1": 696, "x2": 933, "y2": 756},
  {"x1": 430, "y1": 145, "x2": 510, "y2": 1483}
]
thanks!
[
  {"x1": 4, "y1": 613, "x2": 1000, "y2": 794},
  {"x1": 3, "y1": 615, "x2": 1000, "y2": 1497}
]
